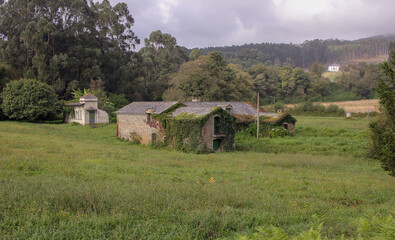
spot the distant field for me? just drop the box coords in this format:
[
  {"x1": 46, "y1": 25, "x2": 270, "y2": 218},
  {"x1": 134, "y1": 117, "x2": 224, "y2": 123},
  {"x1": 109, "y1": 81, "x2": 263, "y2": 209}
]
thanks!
[
  {"x1": 340, "y1": 54, "x2": 388, "y2": 65},
  {"x1": 322, "y1": 72, "x2": 342, "y2": 82},
  {"x1": 0, "y1": 119, "x2": 394, "y2": 239},
  {"x1": 285, "y1": 99, "x2": 380, "y2": 113}
]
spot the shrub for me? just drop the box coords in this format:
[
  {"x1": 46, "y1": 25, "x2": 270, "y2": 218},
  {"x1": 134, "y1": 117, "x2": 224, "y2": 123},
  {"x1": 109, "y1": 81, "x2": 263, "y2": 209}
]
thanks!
[
  {"x1": 288, "y1": 102, "x2": 346, "y2": 117},
  {"x1": 1, "y1": 79, "x2": 61, "y2": 122},
  {"x1": 369, "y1": 44, "x2": 395, "y2": 177},
  {"x1": 268, "y1": 126, "x2": 290, "y2": 138}
]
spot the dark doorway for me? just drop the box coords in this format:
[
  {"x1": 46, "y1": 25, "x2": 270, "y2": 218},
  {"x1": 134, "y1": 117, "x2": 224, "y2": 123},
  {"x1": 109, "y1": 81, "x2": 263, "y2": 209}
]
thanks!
[
  {"x1": 213, "y1": 139, "x2": 221, "y2": 150},
  {"x1": 89, "y1": 111, "x2": 95, "y2": 124}
]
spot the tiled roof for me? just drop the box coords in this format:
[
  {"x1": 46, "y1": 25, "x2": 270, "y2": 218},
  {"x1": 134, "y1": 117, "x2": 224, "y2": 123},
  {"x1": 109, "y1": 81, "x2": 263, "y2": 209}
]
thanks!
[
  {"x1": 172, "y1": 107, "x2": 217, "y2": 117},
  {"x1": 116, "y1": 101, "x2": 178, "y2": 114},
  {"x1": 81, "y1": 93, "x2": 97, "y2": 99},
  {"x1": 183, "y1": 102, "x2": 257, "y2": 116}
]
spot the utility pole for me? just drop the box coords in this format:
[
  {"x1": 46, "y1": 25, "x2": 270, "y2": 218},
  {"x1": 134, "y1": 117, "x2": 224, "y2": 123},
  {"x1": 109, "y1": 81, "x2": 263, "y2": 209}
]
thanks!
[{"x1": 257, "y1": 91, "x2": 259, "y2": 138}]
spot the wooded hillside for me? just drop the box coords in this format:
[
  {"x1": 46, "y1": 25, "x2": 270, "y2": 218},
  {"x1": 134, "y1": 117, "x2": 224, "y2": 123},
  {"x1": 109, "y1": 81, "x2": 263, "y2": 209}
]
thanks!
[{"x1": 199, "y1": 37, "x2": 393, "y2": 68}]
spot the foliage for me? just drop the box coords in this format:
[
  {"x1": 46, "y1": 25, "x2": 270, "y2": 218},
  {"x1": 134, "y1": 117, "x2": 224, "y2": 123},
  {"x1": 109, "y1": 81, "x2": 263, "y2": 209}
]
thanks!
[
  {"x1": 108, "y1": 93, "x2": 129, "y2": 110},
  {"x1": 287, "y1": 102, "x2": 346, "y2": 117},
  {"x1": 268, "y1": 126, "x2": 290, "y2": 138},
  {"x1": 238, "y1": 214, "x2": 395, "y2": 240},
  {"x1": 0, "y1": 119, "x2": 394, "y2": 239},
  {"x1": 71, "y1": 88, "x2": 114, "y2": 113},
  {"x1": 1, "y1": 78, "x2": 61, "y2": 121},
  {"x1": 236, "y1": 116, "x2": 370, "y2": 157},
  {"x1": 0, "y1": 0, "x2": 139, "y2": 99},
  {"x1": 129, "y1": 131, "x2": 142, "y2": 145},
  {"x1": 199, "y1": 38, "x2": 391, "y2": 68},
  {"x1": 155, "y1": 107, "x2": 236, "y2": 153},
  {"x1": 138, "y1": 30, "x2": 187, "y2": 100},
  {"x1": 164, "y1": 52, "x2": 252, "y2": 101},
  {"x1": 369, "y1": 43, "x2": 395, "y2": 176}
]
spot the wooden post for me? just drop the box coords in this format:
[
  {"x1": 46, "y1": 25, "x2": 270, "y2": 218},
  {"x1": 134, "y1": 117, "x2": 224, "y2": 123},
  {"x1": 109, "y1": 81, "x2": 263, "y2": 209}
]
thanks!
[{"x1": 257, "y1": 92, "x2": 259, "y2": 138}]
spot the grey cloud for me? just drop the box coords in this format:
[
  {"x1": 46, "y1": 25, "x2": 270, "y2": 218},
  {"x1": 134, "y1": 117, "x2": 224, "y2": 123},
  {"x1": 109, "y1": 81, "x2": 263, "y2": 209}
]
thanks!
[{"x1": 109, "y1": 0, "x2": 395, "y2": 48}]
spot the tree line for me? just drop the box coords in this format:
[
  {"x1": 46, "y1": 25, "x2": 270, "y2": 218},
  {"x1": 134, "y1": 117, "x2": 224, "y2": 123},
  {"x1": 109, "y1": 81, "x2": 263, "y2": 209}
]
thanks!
[
  {"x1": 200, "y1": 38, "x2": 392, "y2": 68},
  {"x1": 0, "y1": 0, "x2": 392, "y2": 120}
]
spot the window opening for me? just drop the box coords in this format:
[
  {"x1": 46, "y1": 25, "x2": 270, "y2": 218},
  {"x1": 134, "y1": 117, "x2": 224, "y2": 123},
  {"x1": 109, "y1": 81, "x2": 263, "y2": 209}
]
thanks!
[{"x1": 214, "y1": 117, "x2": 220, "y2": 135}]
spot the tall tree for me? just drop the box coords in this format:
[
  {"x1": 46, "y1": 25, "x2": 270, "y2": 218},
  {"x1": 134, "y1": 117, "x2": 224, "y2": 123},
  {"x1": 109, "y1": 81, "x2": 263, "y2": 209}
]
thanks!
[
  {"x1": 369, "y1": 43, "x2": 395, "y2": 176},
  {"x1": 138, "y1": 30, "x2": 187, "y2": 100},
  {"x1": 0, "y1": 0, "x2": 139, "y2": 99}
]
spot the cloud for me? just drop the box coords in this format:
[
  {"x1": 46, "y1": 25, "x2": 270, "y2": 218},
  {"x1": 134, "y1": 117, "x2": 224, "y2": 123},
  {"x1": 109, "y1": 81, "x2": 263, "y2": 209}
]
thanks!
[{"x1": 109, "y1": 0, "x2": 395, "y2": 48}]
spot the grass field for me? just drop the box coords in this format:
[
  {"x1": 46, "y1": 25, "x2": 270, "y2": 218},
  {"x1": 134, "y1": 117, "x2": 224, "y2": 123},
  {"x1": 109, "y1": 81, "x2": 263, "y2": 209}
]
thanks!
[{"x1": 0, "y1": 118, "x2": 394, "y2": 239}]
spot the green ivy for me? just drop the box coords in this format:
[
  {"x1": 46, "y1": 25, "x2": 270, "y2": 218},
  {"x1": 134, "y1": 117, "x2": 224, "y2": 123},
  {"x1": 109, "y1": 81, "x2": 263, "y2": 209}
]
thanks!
[{"x1": 153, "y1": 107, "x2": 236, "y2": 153}]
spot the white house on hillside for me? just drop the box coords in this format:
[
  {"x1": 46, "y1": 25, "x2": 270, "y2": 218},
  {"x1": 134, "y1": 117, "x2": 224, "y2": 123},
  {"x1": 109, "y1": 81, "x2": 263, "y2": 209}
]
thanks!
[
  {"x1": 328, "y1": 64, "x2": 340, "y2": 72},
  {"x1": 65, "y1": 93, "x2": 109, "y2": 125}
]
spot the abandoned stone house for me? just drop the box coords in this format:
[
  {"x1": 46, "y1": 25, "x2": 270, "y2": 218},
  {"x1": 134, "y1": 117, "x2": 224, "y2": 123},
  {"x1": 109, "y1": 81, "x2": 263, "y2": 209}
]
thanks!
[
  {"x1": 115, "y1": 101, "x2": 296, "y2": 151},
  {"x1": 116, "y1": 102, "x2": 237, "y2": 151},
  {"x1": 65, "y1": 93, "x2": 109, "y2": 125}
]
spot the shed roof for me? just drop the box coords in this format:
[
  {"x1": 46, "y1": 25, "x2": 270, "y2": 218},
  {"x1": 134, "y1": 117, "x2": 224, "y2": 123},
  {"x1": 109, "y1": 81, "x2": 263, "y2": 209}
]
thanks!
[
  {"x1": 116, "y1": 101, "x2": 178, "y2": 114},
  {"x1": 183, "y1": 102, "x2": 257, "y2": 116}
]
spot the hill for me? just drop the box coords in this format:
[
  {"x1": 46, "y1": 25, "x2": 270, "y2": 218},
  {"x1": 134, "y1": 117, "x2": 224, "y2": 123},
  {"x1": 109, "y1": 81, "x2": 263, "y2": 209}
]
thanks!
[{"x1": 198, "y1": 35, "x2": 393, "y2": 68}]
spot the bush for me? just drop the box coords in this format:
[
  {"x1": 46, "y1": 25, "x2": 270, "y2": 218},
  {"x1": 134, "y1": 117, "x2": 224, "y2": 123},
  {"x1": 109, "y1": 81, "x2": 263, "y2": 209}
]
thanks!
[
  {"x1": 369, "y1": 44, "x2": 395, "y2": 177},
  {"x1": 1, "y1": 79, "x2": 61, "y2": 122},
  {"x1": 288, "y1": 102, "x2": 346, "y2": 117},
  {"x1": 268, "y1": 126, "x2": 290, "y2": 138}
]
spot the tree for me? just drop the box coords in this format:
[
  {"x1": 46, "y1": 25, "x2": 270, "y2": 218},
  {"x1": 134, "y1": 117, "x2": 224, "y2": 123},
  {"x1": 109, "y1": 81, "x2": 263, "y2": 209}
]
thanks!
[
  {"x1": 1, "y1": 79, "x2": 61, "y2": 121},
  {"x1": 138, "y1": 30, "x2": 187, "y2": 100},
  {"x1": 164, "y1": 52, "x2": 252, "y2": 101},
  {"x1": 369, "y1": 43, "x2": 395, "y2": 177},
  {"x1": 0, "y1": 0, "x2": 139, "y2": 99}
]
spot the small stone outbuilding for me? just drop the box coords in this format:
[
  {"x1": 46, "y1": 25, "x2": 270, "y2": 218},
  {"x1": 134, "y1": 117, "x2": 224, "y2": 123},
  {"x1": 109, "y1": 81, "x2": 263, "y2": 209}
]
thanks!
[
  {"x1": 116, "y1": 102, "x2": 179, "y2": 145},
  {"x1": 65, "y1": 93, "x2": 109, "y2": 125}
]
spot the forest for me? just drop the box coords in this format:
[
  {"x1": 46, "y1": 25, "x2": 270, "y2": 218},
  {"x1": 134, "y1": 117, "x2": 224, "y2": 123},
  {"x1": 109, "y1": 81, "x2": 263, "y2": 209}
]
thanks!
[{"x1": 0, "y1": 0, "x2": 392, "y2": 116}]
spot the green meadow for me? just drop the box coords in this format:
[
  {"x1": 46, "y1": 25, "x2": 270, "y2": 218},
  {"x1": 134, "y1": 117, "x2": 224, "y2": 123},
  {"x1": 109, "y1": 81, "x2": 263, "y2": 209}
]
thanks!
[{"x1": 0, "y1": 117, "x2": 394, "y2": 239}]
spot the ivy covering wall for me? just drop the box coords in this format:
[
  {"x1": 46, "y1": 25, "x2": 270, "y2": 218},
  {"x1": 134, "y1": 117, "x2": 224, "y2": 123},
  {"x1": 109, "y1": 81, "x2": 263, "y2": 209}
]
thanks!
[{"x1": 154, "y1": 107, "x2": 236, "y2": 153}]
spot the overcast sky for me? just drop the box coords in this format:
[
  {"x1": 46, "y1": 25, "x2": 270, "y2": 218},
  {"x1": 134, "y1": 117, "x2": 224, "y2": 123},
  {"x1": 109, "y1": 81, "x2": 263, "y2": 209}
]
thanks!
[{"x1": 108, "y1": 0, "x2": 395, "y2": 49}]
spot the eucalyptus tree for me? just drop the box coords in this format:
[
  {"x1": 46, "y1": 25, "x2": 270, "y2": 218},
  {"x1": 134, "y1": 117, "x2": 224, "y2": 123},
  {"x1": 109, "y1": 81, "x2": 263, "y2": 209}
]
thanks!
[{"x1": 0, "y1": 0, "x2": 139, "y2": 99}]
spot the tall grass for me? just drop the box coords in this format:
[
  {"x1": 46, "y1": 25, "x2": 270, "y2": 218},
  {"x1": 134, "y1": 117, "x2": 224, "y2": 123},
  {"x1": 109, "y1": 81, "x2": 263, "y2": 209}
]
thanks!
[{"x1": 0, "y1": 120, "x2": 394, "y2": 239}]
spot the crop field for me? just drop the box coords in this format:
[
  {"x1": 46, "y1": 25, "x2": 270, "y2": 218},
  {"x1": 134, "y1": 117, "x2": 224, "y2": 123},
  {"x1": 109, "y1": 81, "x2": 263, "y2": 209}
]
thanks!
[
  {"x1": 285, "y1": 99, "x2": 380, "y2": 113},
  {"x1": 0, "y1": 118, "x2": 394, "y2": 239}
]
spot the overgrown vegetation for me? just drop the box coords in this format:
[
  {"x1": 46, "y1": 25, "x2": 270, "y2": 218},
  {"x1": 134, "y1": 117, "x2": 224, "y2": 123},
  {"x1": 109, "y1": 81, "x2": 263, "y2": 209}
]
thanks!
[
  {"x1": 286, "y1": 102, "x2": 346, "y2": 117},
  {"x1": 0, "y1": 118, "x2": 393, "y2": 239},
  {"x1": 154, "y1": 107, "x2": 236, "y2": 153},
  {"x1": 236, "y1": 116, "x2": 370, "y2": 158},
  {"x1": 369, "y1": 44, "x2": 395, "y2": 177}
]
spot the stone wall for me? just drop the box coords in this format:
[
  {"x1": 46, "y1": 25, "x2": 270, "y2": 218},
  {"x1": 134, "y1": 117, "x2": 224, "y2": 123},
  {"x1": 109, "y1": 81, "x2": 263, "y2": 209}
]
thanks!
[
  {"x1": 117, "y1": 114, "x2": 165, "y2": 145},
  {"x1": 97, "y1": 110, "x2": 109, "y2": 124},
  {"x1": 201, "y1": 115, "x2": 215, "y2": 150}
]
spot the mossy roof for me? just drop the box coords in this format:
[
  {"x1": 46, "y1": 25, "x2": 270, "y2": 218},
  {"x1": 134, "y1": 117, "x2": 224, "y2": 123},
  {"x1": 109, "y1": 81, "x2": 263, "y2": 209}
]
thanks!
[
  {"x1": 183, "y1": 102, "x2": 257, "y2": 116},
  {"x1": 116, "y1": 101, "x2": 178, "y2": 114},
  {"x1": 172, "y1": 107, "x2": 217, "y2": 118}
]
